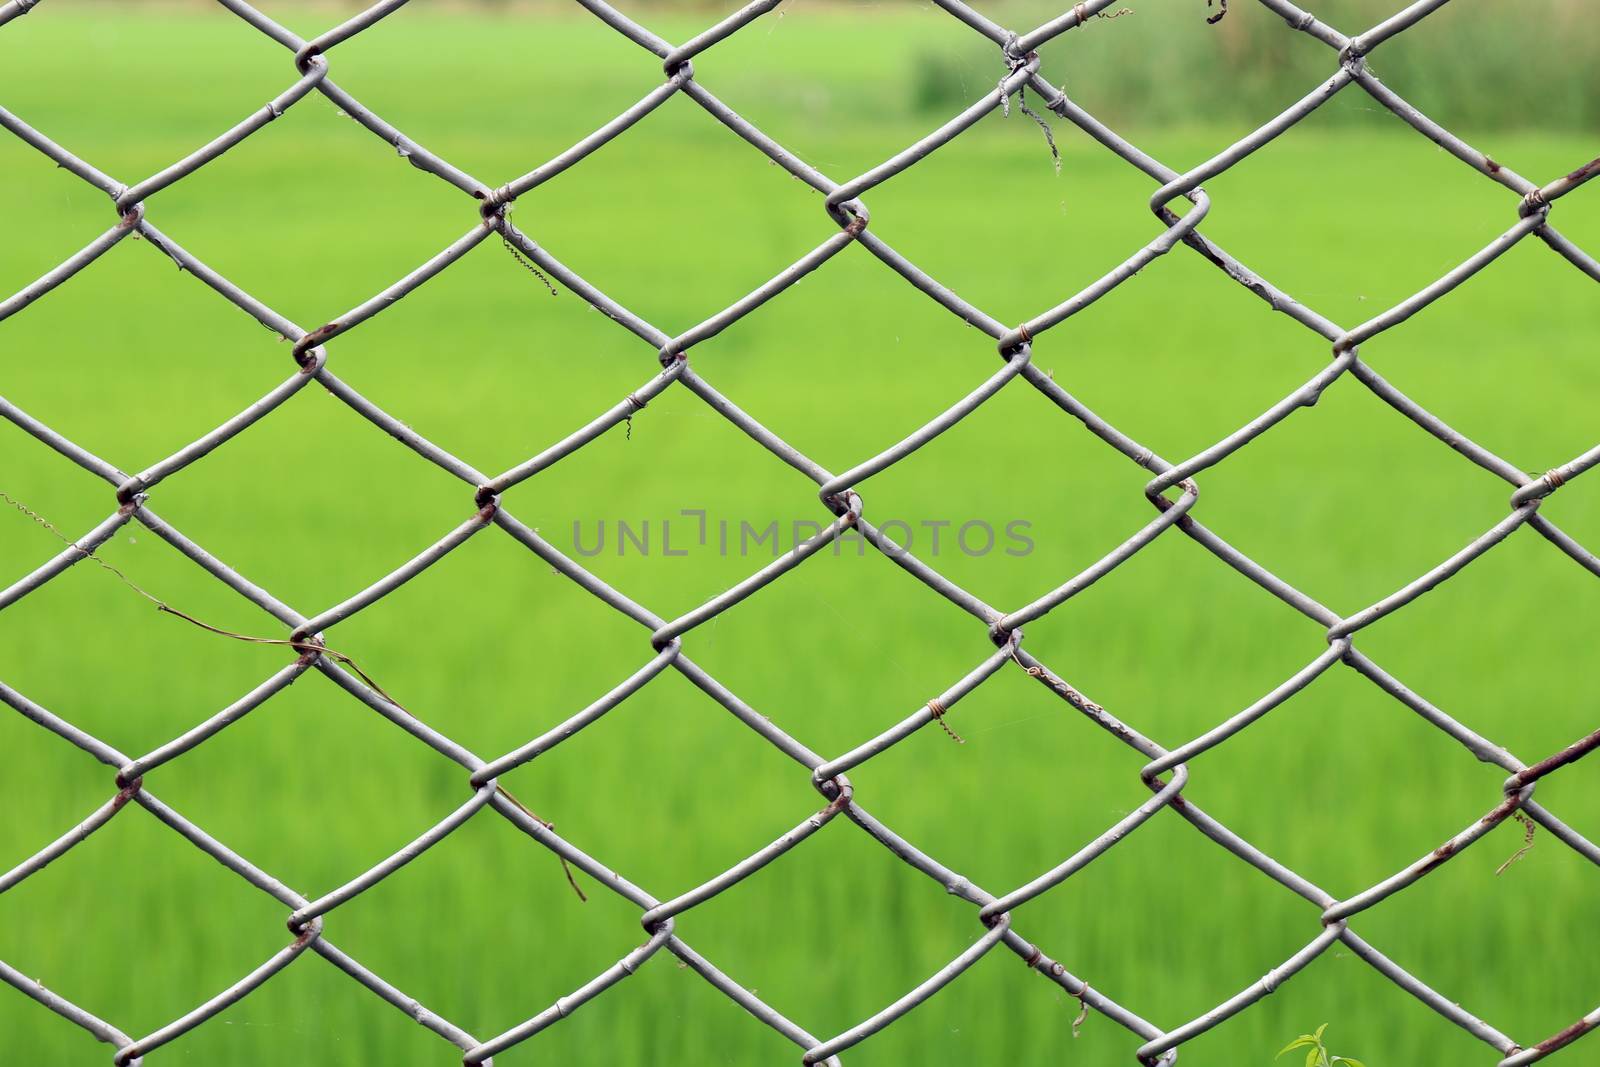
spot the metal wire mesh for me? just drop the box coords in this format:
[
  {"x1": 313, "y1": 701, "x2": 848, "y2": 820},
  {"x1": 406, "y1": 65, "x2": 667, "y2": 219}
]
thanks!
[{"x1": 3, "y1": 0, "x2": 1598, "y2": 1063}]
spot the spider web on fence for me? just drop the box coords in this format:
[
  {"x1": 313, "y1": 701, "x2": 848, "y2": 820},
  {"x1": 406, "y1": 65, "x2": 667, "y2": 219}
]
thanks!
[{"x1": 2, "y1": 0, "x2": 1599, "y2": 1063}]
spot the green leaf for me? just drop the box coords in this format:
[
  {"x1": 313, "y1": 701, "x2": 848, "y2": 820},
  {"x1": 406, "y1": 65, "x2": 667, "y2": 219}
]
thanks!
[
  {"x1": 1278, "y1": 1037, "x2": 1316, "y2": 1057},
  {"x1": 1314, "y1": 1024, "x2": 1329, "y2": 1042},
  {"x1": 1334, "y1": 1059, "x2": 1367, "y2": 1067},
  {"x1": 1306, "y1": 1047, "x2": 1321, "y2": 1067}
]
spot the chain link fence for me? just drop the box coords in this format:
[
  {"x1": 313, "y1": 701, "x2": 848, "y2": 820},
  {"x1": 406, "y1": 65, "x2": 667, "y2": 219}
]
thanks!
[{"x1": 2, "y1": 0, "x2": 1598, "y2": 1062}]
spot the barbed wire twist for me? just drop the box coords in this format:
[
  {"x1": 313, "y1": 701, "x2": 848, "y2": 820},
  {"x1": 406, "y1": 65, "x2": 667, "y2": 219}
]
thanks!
[{"x1": 2, "y1": 0, "x2": 1598, "y2": 1063}]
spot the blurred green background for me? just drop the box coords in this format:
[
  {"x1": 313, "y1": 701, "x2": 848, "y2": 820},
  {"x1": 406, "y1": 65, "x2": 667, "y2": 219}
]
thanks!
[{"x1": 2, "y1": 1, "x2": 1597, "y2": 1065}]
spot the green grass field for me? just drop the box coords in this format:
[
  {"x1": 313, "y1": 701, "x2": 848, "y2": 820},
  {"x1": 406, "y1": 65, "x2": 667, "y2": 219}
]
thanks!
[{"x1": 2, "y1": 3, "x2": 1598, "y2": 1065}]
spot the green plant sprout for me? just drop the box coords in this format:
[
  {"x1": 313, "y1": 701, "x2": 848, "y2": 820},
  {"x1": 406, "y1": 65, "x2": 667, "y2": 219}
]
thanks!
[{"x1": 1278, "y1": 1024, "x2": 1367, "y2": 1067}]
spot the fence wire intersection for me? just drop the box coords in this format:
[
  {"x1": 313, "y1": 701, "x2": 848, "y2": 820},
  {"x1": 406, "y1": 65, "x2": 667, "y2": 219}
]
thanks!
[{"x1": 2, "y1": 0, "x2": 1599, "y2": 1063}]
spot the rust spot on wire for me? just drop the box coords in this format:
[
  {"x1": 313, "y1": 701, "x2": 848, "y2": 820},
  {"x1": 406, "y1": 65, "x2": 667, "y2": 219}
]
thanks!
[
  {"x1": 1564, "y1": 156, "x2": 1600, "y2": 184},
  {"x1": 1481, "y1": 794, "x2": 1520, "y2": 825},
  {"x1": 1416, "y1": 840, "x2": 1456, "y2": 876},
  {"x1": 1536, "y1": 1017, "x2": 1593, "y2": 1054},
  {"x1": 1510, "y1": 726, "x2": 1600, "y2": 789},
  {"x1": 823, "y1": 781, "x2": 854, "y2": 813},
  {"x1": 292, "y1": 321, "x2": 340, "y2": 366}
]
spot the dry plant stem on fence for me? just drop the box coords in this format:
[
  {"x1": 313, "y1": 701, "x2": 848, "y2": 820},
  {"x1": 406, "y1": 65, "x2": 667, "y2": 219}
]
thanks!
[
  {"x1": 1495, "y1": 811, "x2": 1537, "y2": 876},
  {"x1": 1071, "y1": 983, "x2": 1091, "y2": 1038},
  {"x1": 500, "y1": 231, "x2": 559, "y2": 296},
  {"x1": 0, "y1": 490, "x2": 589, "y2": 901},
  {"x1": 999, "y1": 74, "x2": 1062, "y2": 174},
  {"x1": 1072, "y1": 2, "x2": 1133, "y2": 21},
  {"x1": 925, "y1": 698, "x2": 966, "y2": 744}
]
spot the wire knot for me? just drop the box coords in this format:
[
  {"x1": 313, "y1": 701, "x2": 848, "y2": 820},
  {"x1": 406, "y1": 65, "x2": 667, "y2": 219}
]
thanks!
[
  {"x1": 292, "y1": 322, "x2": 340, "y2": 367},
  {"x1": 114, "y1": 475, "x2": 147, "y2": 507},
  {"x1": 293, "y1": 44, "x2": 323, "y2": 74}
]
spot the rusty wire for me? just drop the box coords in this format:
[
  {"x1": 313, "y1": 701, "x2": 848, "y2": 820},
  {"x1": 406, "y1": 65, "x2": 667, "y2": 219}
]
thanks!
[{"x1": 3, "y1": 0, "x2": 1600, "y2": 1063}]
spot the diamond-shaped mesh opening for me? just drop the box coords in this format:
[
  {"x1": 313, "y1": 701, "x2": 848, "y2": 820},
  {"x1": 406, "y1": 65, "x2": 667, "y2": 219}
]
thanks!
[
  {"x1": 0, "y1": 239, "x2": 294, "y2": 468},
  {"x1": 324, "y1": 806, "x2": 648, "y2": 1038},
  {"x1": 495, "y1": 667, "x2": 823, "y2": 892},
  {"x1": 0, "y1": 0, "x2": 289, "y2": 179},
  {"x1": 142, "y1": 94, "x2": 482, "y2": 325},
  {"x1": 0, "y1": 800, "x2": 290, "y2": 1037},
  {"x1": 1354, "y1": 524, "x2": 1600, "y2": 763},
  {"x1": 1345, "y1": 235, "x2": 1600, "y2": 470},
  {"x1": 1190, "y1": 91, "x2": 1519, "y2": 323},
  {"x1": 1355, "y1": 828, "x2": 1600, "y2": 1047},
  {"x1": 1186, "y1": 378, "x2": 1516, "y2": 609},
  {"x1": 1016, "y1": 808, "x2": 1319, "y2": 1025}
]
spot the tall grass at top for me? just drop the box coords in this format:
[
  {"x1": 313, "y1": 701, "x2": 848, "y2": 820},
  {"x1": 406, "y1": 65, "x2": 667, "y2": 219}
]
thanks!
[{"x1": 900, "y1": 0, "x2": 1599, "y2": 131}]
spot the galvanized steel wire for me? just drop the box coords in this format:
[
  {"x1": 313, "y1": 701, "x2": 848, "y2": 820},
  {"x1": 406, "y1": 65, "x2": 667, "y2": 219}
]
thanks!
[{"x1": 3, "y1": 0, "x2": 1600, "y2": 1063}]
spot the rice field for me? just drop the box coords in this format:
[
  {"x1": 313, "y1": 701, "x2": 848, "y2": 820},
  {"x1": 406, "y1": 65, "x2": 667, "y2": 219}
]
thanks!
[{"x1": 2, "y1": 3, "x2": 1598, "y2": 1065}]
